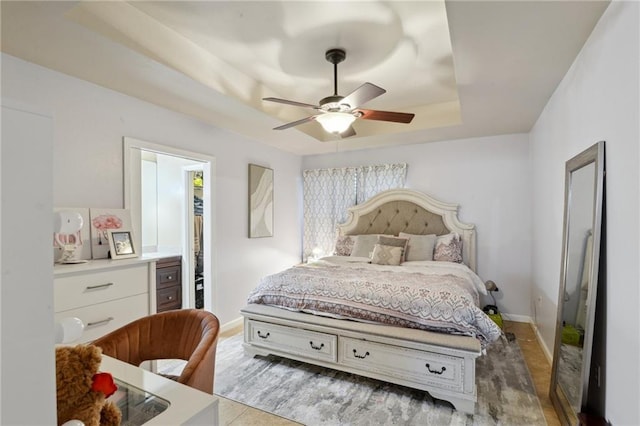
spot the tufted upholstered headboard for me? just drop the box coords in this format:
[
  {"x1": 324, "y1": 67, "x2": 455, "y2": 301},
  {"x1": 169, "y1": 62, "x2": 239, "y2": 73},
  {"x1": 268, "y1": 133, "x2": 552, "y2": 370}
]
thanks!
[{"x1": 337, "y1": 189, "x2": 477, "y2": 272}]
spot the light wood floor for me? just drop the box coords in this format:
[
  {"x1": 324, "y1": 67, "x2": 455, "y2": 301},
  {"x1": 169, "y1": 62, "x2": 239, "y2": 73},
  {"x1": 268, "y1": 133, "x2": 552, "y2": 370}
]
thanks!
[
  {"x1": 216, "y1": 322, "x2": 560, "y2": 425},
  {"x1": 504, "y1": 320, "x2": 561, "y2": 426}
]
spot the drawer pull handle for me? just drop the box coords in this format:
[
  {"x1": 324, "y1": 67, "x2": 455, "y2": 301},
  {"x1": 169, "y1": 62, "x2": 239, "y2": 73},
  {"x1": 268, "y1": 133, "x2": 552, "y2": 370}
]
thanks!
[
  {"x1": 309, "y1": 341, "x2": 324, "y2": 351},
  {"x1": 87, "y1": 317, "x2": 114, "y2": 327},
  {"x1": 167, "y1": 296, "x2": 173, "y2": 300},
  {"x1": 85, "y1": 282, "x2": 114, "y2": 290},
  {"x1": 167, "y1": 276, "x2": 173, "y2": 280},
  {"x1": 425, "y1": 363, "x2": 447, "y2": 375},
  {"x1": 353, "y1": 349, "x2": 370, "y2": 359},
  {"x1": 257, "y1": 331, "x2": 270, "y2": 339}
]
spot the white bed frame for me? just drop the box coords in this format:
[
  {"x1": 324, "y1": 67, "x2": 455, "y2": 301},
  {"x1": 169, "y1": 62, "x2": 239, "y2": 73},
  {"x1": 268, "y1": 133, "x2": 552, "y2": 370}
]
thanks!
[{"x1": 241, "y1": 189, "x2": 482, "y2": 414}]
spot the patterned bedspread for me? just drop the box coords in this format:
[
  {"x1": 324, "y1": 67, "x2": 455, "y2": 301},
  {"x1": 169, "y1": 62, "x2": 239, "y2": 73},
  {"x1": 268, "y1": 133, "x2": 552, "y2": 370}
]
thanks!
[{"x1": 247, "y1": 258, "x2": 502, "y2": 347}]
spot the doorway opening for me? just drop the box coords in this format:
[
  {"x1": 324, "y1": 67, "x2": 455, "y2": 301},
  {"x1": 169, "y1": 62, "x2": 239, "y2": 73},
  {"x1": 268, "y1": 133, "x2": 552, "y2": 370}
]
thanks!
[{"x1": 123, "y1": 137, "x2": 216, "y2": 314}]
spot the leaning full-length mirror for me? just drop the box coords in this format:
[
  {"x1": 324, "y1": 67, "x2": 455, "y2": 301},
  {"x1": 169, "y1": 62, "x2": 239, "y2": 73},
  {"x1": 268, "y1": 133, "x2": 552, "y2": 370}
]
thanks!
[{"x1": 550, "y1": 141, "x2": 605, "y2": 425}]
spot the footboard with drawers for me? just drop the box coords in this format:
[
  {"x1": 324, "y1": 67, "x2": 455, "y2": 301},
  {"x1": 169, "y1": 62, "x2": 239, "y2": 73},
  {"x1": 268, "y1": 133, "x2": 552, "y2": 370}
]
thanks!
[{"x1": 241, "y1": 304, "x2": 481, "y2": 414}]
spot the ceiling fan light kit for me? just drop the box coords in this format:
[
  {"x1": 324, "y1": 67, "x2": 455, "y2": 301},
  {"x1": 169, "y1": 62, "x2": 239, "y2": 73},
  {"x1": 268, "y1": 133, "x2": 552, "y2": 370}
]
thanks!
[
  {"x1": 263, "y1": 48, "x2": 415, "y2": 139},
  {"x1": 316, "y1": 112, "x2": 356, "y2": 134}
]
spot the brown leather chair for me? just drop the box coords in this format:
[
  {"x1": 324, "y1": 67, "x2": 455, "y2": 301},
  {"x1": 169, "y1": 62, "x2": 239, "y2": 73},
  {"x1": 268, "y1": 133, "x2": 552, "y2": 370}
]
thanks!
[{"x1": 93, "y1": 309, "x2": 220, "y2": 394}]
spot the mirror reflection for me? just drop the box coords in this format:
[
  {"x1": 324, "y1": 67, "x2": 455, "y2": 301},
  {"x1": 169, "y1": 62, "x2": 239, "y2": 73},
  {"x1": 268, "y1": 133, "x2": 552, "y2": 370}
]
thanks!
[
  {"x1": 550, "y1": 141, "x2": 604, "y2": 425},
  {"x1": 557, "y1": 162, "x2": 595, "y2": 410}
]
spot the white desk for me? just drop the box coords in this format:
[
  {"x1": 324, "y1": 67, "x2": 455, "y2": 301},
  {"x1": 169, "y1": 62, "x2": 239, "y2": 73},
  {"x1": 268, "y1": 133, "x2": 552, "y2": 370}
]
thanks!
[{"x1": 101, "y1": 356, "x2": 218, "y2": 425}]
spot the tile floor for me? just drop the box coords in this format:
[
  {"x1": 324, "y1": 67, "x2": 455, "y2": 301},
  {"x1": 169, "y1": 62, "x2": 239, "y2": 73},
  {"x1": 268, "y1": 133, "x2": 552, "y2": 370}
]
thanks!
[{"x1": 215, "y1": 321, "x2": 560, "y2": 425}]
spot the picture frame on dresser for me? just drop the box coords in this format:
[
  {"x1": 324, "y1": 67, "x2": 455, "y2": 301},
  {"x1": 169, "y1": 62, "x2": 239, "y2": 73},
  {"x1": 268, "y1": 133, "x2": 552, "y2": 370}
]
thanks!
[{"x1": 107, "y1": 229, "x2": 138, "y2": 259}]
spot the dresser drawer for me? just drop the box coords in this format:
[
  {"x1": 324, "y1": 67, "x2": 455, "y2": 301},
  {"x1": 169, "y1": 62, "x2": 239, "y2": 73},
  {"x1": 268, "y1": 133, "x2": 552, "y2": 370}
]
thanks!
[
  {"x1": 157, "y1": 285, "x2": 182, "y2": 312},
  {"x1": 247, "y1": 320, "x2": 337, "y2": 362},
  {"x1": 339, "y1": 336, "x2": 465, "y2": 392},
  {"x1": 55, "y1": 293, "x2": 149, "y2": 344},
  {"x1": 55, "y1": 264, "x2": 148, "y2": 312},
  {"x1": 156, "y1": 265, "x2": 181, "y2": 290}
]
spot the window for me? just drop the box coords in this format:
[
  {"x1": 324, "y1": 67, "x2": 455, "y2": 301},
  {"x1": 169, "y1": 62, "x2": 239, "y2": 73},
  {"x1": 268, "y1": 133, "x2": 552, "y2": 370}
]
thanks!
[{"x1": 302, "y1": 163, "x2": 407, "y2": 259}]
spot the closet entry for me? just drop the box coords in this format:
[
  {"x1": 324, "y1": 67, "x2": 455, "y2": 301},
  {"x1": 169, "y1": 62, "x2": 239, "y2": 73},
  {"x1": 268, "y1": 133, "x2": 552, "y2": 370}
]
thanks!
[{"x1": 192, "y1": 171, "x2": 205, "y2": 309}]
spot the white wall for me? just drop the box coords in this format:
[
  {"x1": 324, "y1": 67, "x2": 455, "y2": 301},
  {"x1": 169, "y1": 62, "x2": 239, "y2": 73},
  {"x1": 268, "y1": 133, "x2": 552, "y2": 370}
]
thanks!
[
  {"x1": 156, "y1": 154, "x2": 200, "y2": 251},
  {"x1": 1, "y1": 102, "x2": 56, "y2": 424},
  {"x1": 530, "y1": 2, "x2": 639, "y2": 424},
  {"x1": 303, "y1": 133, "x2": 532, "y2": 318},
  {"x1": 1, "y1": 53, "x2": 303, "y2": 327},
  {"x1": 141, "y1": 159, "x2": 158, "y2": 249}
]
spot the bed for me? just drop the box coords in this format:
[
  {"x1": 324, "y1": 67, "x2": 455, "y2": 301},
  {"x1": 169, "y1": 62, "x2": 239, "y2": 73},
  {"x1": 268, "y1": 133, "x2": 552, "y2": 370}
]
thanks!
[{"x1": 240, "y1": 189, "x2": 501, "y2": 414}]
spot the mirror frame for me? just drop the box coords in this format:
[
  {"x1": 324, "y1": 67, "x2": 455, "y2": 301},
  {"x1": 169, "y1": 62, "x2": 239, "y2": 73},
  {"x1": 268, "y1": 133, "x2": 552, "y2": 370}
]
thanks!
[{"x1": 550, "y1": 141, "x2": 605, "y2": 425}]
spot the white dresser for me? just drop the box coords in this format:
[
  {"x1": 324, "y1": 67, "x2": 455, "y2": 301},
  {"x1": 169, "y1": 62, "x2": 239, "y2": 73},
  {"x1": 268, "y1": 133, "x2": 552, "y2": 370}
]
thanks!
[{"x1": 54, "y1": 259, "x2": 156, "y2": 343}]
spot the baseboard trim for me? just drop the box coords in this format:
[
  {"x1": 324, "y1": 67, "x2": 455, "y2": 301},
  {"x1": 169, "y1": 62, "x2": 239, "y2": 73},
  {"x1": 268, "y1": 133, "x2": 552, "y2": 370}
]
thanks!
[
  {"x1": 500, "y1": 313, "x2": 553, "y2": 362},
  {"x1": 501, "y1": 313, "x2": 532, "y2": 323},
  {"x1": 531, "y1": 322, "x2": 553, "y2": 363},
  {"x1": 221, "y1": 316, "x2": 243, "y2": 334}
]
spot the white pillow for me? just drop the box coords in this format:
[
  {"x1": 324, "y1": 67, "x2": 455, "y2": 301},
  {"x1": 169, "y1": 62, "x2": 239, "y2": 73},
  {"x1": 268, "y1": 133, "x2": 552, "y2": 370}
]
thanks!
[
  {"x1": 350, "y1": 234, "x2": 381, "y2": 257},
  {"x1": 398, "y1": 233, "x2": 437, "y2": 261}
]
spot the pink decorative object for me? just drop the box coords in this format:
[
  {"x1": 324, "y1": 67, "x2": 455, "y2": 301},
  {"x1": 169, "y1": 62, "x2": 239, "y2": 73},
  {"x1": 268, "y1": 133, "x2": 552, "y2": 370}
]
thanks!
[
  {"x1": 89, "y1": 209, "x2": 133, "y2": 259},
  {"x1": 91, "y1": 215, "x2": 123, "y2": 245}
]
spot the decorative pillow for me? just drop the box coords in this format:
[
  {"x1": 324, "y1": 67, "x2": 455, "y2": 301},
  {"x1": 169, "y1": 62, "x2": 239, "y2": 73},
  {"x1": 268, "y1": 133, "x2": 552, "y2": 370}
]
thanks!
[
  {"x1": 334, "y1": 235, "x2": 356, "y2": 256},
  {"x1": 398, "y1": 232, "x2": 437, "y2": 261},
  {"x1": 376, "y1": 235, "x2": 409, "y2": 261},
  {"x1": 433, "y1": 233, "x2": 463, "y2": 263},
  {"x1": 350, "y1": 234, "x2": 381, "y2": 257},
  {"x1": 370, "y1": 244, "x2": 403, "y2": 266}
]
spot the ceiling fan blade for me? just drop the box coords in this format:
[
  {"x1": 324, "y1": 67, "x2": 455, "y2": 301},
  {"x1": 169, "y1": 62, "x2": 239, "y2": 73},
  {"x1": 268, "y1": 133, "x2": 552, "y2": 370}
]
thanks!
[
  {"x1": 340, "y1": 83, "x2": 386, "y2": 109},
  {"x1": 355, "y1": 109, "x2": 415, "y2": 124},
  {"x1": 263, "y1": 97, "x2": 319, "y2": 109},
  {"x1": 273, "y1": 115, "x2": 318, "y2": 130}
]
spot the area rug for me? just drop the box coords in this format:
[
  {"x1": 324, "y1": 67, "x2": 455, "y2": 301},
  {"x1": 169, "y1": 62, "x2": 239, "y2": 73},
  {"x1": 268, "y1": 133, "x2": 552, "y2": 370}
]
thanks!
[{"x1": 210, "y1": 334, "x2": 546, "y2": 426}]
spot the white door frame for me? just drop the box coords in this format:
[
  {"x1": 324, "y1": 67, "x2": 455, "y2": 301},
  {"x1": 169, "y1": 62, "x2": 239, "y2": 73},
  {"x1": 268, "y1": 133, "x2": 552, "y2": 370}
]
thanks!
[
  {"x1": 123, "y1": 137, "x2": 217, "y2": 314},
  {"x1": 183, "y1": 165, "x2": 203, "y2": 309}
]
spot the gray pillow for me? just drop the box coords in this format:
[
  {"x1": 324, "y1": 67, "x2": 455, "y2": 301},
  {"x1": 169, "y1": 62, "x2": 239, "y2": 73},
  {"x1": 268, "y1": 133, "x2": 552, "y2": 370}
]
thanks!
[
  {"x1": 377, "y1": 235, "x2": 409, "y2": 261},
  {"x1": 398, "y1": 233, "x2": 437, "y2": 261},
  {"x1": 371, "y1": 244, "x2": 403, "y2": 266},
  {"x1": 350, "y1": 234, "x2": 381, "y2": 257}
]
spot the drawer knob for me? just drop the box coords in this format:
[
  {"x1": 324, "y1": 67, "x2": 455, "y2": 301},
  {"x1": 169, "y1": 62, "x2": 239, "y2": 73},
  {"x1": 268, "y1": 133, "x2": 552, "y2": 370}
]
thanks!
[
  {"x1": 167, "y1": 296, "x2": 173, "y2": 300},
  {"x1": 85, "y1": 282, "x2": 114, "y2": 291},
  {"x1": 352, "y1": 349, "x2": 370, "y2": 359},
  {"x1": 309, "y1": 341, "x2": 325, "y2": 351},
  {"x1": 425, "y1": 363, "x2": 447, "y2": 375},
  {"x1": 87, "y1": 317, "x2": 115, "y2": 327},
  {"x1": 257, "y1": 331, "x2": 270, "y2": 339},
  {"x1": 167, "y1": 276, "x2": 172, "y2": 280}
]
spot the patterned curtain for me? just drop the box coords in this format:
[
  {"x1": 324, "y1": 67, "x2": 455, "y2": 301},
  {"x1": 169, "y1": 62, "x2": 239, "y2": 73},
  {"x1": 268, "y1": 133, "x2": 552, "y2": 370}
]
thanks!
[
  {"x1": 303, "y1": 167, "x2": 358, "y2": 259},
  {"x1": 303, "y1": 163, "x2": 407, "y2": 260},
  {"x1": 357, "y1": 163, "x2": 408, "y2": 204}
]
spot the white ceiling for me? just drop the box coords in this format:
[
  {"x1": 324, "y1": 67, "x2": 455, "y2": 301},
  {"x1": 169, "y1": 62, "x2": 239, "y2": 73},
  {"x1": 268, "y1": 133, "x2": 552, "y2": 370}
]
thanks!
[{"x1": 1, "y1": 1, "x2": 609, "y2": 155}]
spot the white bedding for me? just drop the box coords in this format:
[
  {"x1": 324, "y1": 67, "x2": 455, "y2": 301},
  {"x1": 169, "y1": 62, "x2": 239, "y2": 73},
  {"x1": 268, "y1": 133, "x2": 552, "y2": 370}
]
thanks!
[
  {"x1": 314, "y1": 256, "x2": 488, "y2": 296},
  {"x1": 247, "y1": 256, "x2": 502, "y2": 347}
]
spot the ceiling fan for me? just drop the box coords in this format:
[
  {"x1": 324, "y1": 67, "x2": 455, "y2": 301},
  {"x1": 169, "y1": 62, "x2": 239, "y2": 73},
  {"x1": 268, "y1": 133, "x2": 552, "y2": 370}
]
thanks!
[{"x1": 263, "y1": 48, "x2": 415, "y2": 138}]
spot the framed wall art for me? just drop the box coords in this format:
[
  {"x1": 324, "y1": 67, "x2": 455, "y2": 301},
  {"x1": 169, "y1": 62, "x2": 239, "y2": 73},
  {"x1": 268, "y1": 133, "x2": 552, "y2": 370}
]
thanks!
[
  {"x1": 53, "y1": 207, "x2": 92, "y2": 263},
  {"x1": 248, "y1": 164, "x2": 274, "y2": 238},
  {"x1": 89, "y1": 208, "x2": 133, "y2": 259}
]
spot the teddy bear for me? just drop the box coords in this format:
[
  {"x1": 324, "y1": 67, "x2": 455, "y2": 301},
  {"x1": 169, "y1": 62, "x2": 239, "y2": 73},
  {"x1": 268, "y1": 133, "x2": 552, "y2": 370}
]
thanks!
[{"x1": 56, "y1": 344, "x2": 122, "y2": 426}]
